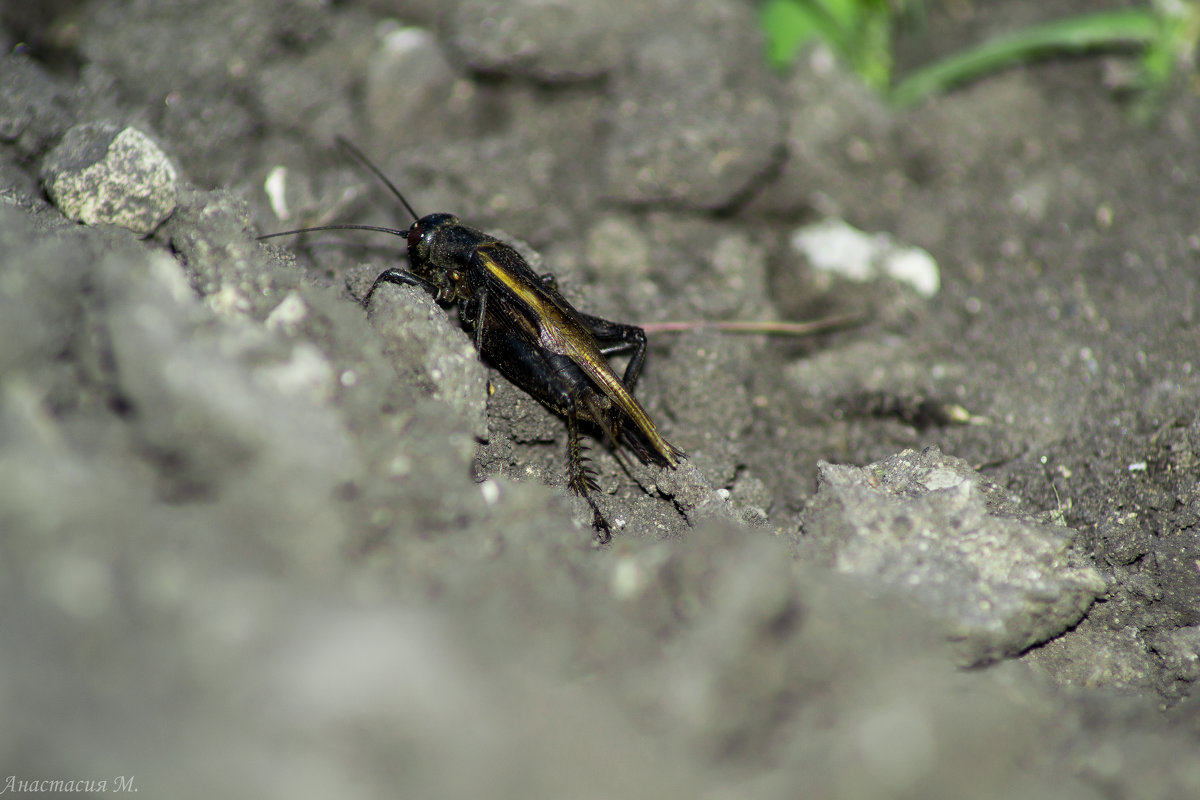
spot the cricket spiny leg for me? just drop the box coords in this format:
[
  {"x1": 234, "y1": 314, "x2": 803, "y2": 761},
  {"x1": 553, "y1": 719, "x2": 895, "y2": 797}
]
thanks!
[{"x1": 566, "y1": 410, "x2": 611, "y2": 543}]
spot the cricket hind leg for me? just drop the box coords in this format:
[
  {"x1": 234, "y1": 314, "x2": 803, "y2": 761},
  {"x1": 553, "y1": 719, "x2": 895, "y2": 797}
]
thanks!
[
  {"x1": 546, "y1": 366, "x2": 612, "y2": 541},
  {"x1": 484, "y1": 324, "x2": 613, "y2": 540},
  {"x1": 587, "y1": 324, "x2": 685, "y2": 468},
  {"x1": 574, "y1": 317, "x2": 678, "y2": 466},
  {"x1": 566, "y1": 408, "x2": 611, "y2": 543},
  {"x1": 575, "y1": 313, "x2": 649, "y2": 390},
  {"x1": 533, "y1": 272, "x2": 648, "y2": 388}
]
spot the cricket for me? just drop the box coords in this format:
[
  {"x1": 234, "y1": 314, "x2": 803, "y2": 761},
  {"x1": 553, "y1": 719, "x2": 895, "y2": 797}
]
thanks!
[{"x1": 259, "y1": 139, "x2": 684, "y2": 540}]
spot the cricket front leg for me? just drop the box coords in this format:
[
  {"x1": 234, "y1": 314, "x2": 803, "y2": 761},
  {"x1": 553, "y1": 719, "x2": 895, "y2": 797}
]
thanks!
[{"x1": 362, "y1": 268, "x2": 435, "y2": 308}]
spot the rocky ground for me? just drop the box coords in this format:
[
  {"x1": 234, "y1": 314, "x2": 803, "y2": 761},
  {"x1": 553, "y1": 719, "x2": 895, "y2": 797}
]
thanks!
[{"x1": 2, "y1": 0, "x2": 1199, "y2": 797}]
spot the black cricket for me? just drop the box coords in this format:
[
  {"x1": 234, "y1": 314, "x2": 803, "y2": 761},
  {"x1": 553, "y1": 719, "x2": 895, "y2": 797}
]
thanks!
[{"x1": 259, "y1": 140, "x2": 684, "y2": 540}]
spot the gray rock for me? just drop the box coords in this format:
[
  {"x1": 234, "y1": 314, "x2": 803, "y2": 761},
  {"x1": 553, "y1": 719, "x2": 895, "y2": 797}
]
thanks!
[
  {"x1": 447, "y1": 0, "x2": 639, "y2": 80},
  {"x1": 1149, "y1": 525, "x2": 1200, "y2": 626},
  {"x1": 364, "y1": 26, "x2": 466, "y2": 148},
  {"x1": 1027, "y1": 618, "x2": 1157, "y2": 692},
  {"x1": 0, "y1": 206, "x2": 84, "y2": 375},
  {"x1": 602, "y1": 0, "x2": 783, "y2": 209},
  {"x1": 41, "y1": 122, "x2": 178, "y2": 235},
  {"x1": 0, "y1": 54, "x2": 77, "y2": 151},
  {"x1": 1096, "y1": 509, "x2": 1152, "y2": 566},
  {"x1": 362, "y1": 280, "x2": 489, "y2": 441},
  {"x1": 1152, "y1": 625, "x2": 1200, "y2": 699},
  {"x1": 803, "y1": 446, "x2": 1108, "y2": 665},
  {"x1": 166, "y1": 187, "x2": 287, "y2": 317},
  {"x1": 253, "y1": 14, "x2": 376, "y2": 148},
  {"x1": 99, "y1": 242, "x2": 356, "y2": 567},
  {"x1": 748, "y1": 44, "x2": 897, "y2": 217}
]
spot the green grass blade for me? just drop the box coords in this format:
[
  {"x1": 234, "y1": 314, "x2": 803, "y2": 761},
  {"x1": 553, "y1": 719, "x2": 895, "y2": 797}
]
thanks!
[
  {"x1": 761, "y1": 0, "x2": 894, "y2": 78},
  {"x1": 761, "y1": 0, "x2": 840, "y2": 68},
  {"x1": 891, "y1": 9, "x2": 1160, "y2": 107}
]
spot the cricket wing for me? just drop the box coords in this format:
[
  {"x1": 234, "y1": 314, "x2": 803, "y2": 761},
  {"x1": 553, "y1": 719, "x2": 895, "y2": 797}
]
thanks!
[{"x1": 476, "y1": 248, "x2": 683, "y2": 468}]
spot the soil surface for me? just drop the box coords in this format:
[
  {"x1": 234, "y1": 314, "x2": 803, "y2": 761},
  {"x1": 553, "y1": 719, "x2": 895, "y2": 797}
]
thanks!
[{"x1": 3, "y1": 0, "x2": 1200, "y2": 797}]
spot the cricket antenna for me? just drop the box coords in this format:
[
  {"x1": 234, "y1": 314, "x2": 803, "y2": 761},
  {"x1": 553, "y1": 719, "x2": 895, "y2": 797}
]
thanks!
[
  {"x1": 257, "y1": 223, "x2": 410, "y2": 242},
  {"x1": 335, "y1": 136, "x2": 421, "y2": 223}
]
